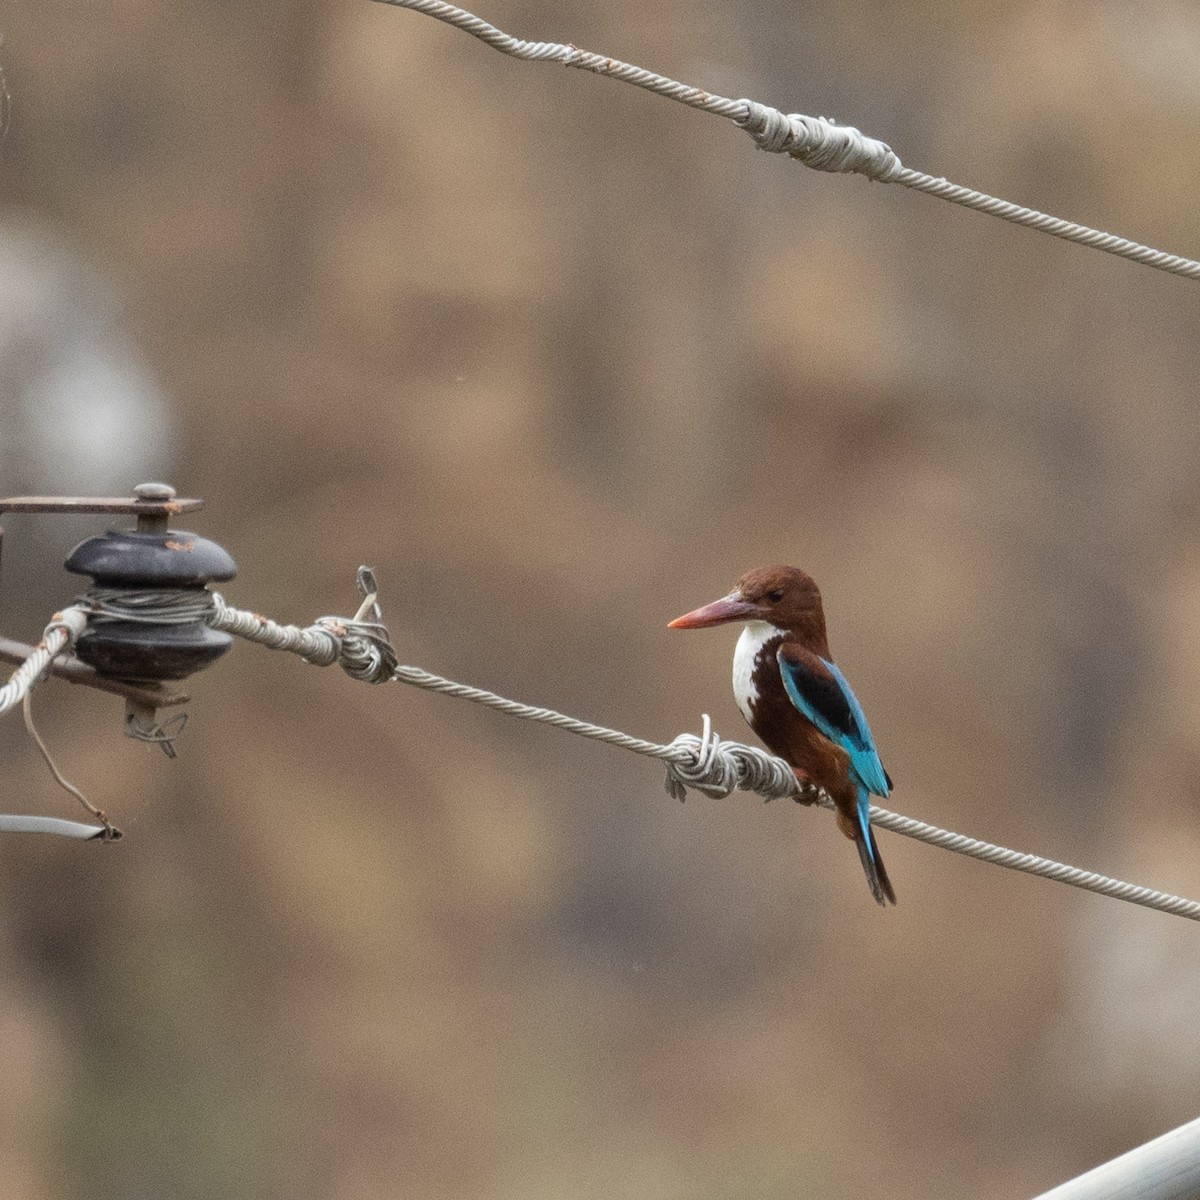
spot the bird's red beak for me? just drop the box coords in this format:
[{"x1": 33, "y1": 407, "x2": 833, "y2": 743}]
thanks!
[{"x1": 668, "y1": 591, "x2": 760, "y2": 629}]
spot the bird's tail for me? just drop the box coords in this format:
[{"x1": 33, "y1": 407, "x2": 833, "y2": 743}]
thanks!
[{"x1": 855, "y1": 796, "x2": 897, "y2": 907}]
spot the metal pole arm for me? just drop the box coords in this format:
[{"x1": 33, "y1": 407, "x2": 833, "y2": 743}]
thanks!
[{"x1": 1033, "y1": 1115, "x2": 1200, "y2": 1200}]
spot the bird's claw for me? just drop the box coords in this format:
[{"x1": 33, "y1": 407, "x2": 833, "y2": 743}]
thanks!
[{"x1": 791, "y1": 769, "x2": 821, "y2": 805}]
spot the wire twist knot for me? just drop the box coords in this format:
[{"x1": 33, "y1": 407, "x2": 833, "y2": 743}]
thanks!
[
  {"x1": 209, "y1": 569, "x2": 398, "y2": 684},
  {"x1": 663, "y1": 715, "x2": 813, "y2": 802},
  {"x1": 735, "y1": 101, "x2": 903, "y2": 180},
  {"x1": 312, "y1": 615, "x2": 398, "y2": 683}
]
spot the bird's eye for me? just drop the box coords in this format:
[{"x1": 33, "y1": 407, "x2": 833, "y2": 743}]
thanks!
[{"x1": 767, "y1": 589, "x2": 785, "y2": 603}]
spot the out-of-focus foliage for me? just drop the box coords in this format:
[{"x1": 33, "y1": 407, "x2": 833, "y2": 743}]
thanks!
[{"x1": 1, "y1": 2, "x2": 1199, "y2": 1197}]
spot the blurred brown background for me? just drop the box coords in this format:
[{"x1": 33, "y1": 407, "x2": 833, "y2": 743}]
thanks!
[{"x1": 1, "y1": 1, "x2": 1199, "y2": 1197}]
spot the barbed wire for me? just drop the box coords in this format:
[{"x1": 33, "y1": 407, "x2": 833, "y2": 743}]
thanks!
[
  {"x1": 369, "y1": 0, "x2": 1200, "y2": 283},
  {"x1": 2, "y1": 574, "x2": 1198, "y2": 924}
]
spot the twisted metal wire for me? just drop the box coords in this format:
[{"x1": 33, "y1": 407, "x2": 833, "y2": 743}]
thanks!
[
  {"x1": 0, "y1": 605, "x2": 120, "y2": 841},
  {"x1": 372, "y1": 0, "x2": 747, "y2": 117},
  {"x1": 84, "y1": 587, "x2": 215, "y2": 625},
  {"x1": 208, "y1": 595, "x2": 344, "y2": 666},
  {"x1": 208, "y1": 568, "x2": 398, "y2": 684},
  {"x1": 0, "y1": 573, "x2": 398, "y2": 839},
  {"x1": 4, "y1": 571, "x2": 1199, "y2": 918},
  {"x1": 0, "y1": 605, "x2": 89, "y2": 717},
  {"x1": 199, "y1": 567, "x2": 1200, "y2": 921},
  {"x1": 384, "y1": 657, "x2": 1200, "y2": 922},
  {"x1": 892, "y1": 170, "x2": 1200, "y2": 278},
  {"x1": 663, "y1": 716, "x2": 818, "y2": 802},
  {"x1": 862, "y1": 804, "x2": 1200, "y2": 919},
  {"x1": 370, "y1": 0, "x2": 1200, "y2": 282}
]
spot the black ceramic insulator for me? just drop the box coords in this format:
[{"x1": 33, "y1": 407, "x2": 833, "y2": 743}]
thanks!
[
  {"x1": 70, "y1": 618, "x2": 234, "y2": 682},
  {"x1": 65, "y1": 528, "x2": 238, "y2": 682},
  {"x1": 64, "y1": 529, "x2": 236, "y2": 587}
]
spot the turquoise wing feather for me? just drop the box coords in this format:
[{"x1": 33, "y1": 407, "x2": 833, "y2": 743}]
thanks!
[{"x1": 776, "y1": 646, "x2": 890, "y2": 798}]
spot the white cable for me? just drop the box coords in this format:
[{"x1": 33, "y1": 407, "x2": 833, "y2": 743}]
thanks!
[
  {"x1": 371, "y1": 0, "x2": 1200, "y2": 282},
  {"x1": 0, "y1": 815, "x2": 114, "y2": 839}
]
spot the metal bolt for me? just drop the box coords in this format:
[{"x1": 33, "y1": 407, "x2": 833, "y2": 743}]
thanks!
[
  {"x1": 133, "y1": 482, "x2": 176, "y2": 502},
  {"x1": 133, "y1": 482, "x2": 175, "y2": 534}
]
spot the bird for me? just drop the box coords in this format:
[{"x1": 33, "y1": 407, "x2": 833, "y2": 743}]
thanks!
[{"x1": 668, "y1": 565, "x2": 896, "y2": 906}]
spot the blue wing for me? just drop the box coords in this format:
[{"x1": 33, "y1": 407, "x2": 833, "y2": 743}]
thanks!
[{"x1": 776, "y1": 645, "x2": 891, "y2": 798}]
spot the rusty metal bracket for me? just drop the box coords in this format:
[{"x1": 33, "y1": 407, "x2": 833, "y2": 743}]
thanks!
[
  {"x1": 0, "y1": 484, "x2": 204, "y2": 567},
  {"x1": 0, "y1": 636, "x2": 189, "y2": 709}
]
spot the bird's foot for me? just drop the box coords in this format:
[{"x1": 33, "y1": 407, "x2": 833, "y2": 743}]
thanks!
[{"x1": 791, "y1": 768, "x2": 821, "y2": 805}]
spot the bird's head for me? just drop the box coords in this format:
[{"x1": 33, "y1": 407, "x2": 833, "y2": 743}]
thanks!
[{"x1": 668, "y1": 565, "x2": 826, "y2": 635}]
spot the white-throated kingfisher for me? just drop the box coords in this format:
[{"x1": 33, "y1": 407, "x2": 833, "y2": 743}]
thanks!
[{"x1": 669, "y1": 565, "x2": 896, "y2": 906}]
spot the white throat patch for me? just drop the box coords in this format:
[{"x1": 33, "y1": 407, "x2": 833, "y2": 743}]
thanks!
[{"x1": 732, "y1": 621, "x2": 784, "y2": 723}]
